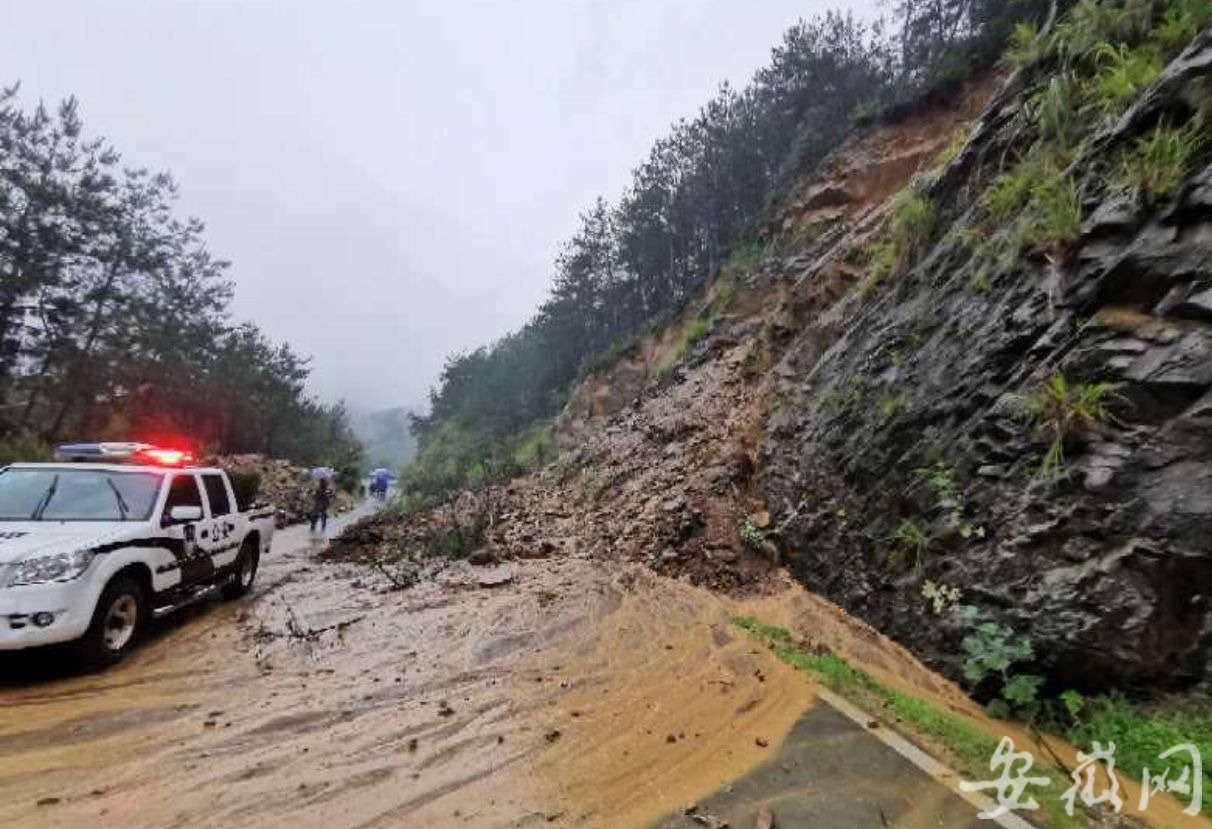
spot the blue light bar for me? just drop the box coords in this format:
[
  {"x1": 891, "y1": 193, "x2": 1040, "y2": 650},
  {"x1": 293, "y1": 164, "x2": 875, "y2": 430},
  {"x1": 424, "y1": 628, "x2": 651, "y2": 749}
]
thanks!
[{"x1": 53, "y1": 442, "x2": 152, "y2": 462}]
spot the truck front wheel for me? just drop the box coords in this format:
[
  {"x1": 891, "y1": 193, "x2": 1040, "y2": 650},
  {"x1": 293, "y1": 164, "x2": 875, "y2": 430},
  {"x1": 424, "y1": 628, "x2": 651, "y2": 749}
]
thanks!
[{"x1": 76, "y1": 577, "x2": 147, "y2": 668}]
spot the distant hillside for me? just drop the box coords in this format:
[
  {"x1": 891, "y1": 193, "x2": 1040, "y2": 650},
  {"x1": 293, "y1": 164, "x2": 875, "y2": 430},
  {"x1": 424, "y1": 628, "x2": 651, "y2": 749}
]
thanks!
[{"x1": 351, "y1": 406, "x2": 417, "y2": 470}]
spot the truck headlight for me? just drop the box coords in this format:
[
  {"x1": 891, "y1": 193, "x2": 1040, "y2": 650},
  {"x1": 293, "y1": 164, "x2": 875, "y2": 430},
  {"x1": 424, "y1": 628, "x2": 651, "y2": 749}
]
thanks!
[{"x1": 8, "y1": 550, "x2": 95, "y2": 587}]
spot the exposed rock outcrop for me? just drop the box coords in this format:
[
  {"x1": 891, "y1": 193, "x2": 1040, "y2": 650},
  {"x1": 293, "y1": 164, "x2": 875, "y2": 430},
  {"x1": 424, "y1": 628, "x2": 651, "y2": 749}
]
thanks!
[{"x1": 762, "y1": 34, "x2": 1212, "y2": 691}]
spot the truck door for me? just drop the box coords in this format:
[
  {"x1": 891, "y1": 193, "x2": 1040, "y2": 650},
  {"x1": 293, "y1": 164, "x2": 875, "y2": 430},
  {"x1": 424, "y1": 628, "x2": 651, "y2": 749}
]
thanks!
[
  {"x1": 200, "y1": 473, "x2": 240, "y2": 571},
  {"x1": 160, "y1": 472, "x2": 213, "y2": 585}
]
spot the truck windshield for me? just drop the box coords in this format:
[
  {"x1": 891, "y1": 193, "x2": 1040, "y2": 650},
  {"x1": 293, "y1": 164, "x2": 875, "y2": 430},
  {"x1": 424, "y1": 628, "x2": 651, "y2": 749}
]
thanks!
[{"x1": 0, "y1": 468, "x2": 163, "y2": 521}]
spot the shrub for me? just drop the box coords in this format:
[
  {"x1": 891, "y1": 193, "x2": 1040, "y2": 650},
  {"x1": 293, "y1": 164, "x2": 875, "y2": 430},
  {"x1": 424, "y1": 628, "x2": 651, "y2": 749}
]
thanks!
[
  {"x1": 1115, "y1": 120, "x2": 1203, "y2": 200},
  {"x1": 1018, "y1": 373, "x2": 1124, "y2": 475}
]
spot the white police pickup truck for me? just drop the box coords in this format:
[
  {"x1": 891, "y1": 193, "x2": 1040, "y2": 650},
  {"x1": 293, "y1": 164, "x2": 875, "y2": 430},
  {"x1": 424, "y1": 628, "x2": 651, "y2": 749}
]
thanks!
[{"x1": 0, "y1": 443, "x2": 275, "y2": 667}]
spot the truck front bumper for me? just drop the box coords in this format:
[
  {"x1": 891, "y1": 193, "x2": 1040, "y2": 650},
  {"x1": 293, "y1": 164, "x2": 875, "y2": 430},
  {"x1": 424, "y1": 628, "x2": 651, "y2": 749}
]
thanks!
[{"x1": 0, "y1": 580, "x2": 94, "y2": 650}]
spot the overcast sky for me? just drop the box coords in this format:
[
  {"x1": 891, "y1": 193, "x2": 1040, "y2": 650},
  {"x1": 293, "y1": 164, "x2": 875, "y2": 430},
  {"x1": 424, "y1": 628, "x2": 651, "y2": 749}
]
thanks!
[{"x1": 1, "y1": 0, "x2": 880, "y2": 412}]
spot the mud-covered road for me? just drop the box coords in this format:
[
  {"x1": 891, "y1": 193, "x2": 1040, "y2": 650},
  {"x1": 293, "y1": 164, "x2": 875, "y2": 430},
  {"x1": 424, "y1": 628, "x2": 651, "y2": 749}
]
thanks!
[{"x1": 0, "y1": 504, "x2": 1004, "y2": 829}]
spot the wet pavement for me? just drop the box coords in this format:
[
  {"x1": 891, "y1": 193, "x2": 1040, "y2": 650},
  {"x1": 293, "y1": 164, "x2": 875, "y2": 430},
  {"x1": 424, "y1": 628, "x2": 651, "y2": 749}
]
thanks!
[
  {"x1": 0, "y1": 502, "x2": 1010, "y2": 829},
  {"x1": 653, "y1": 701, "x2": 986, "y2": 829}
]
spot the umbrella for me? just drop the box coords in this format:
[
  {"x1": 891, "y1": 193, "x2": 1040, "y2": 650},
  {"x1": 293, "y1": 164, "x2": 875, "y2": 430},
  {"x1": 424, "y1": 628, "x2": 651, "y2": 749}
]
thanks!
[{"x1": 309, "y1": 467, "x2": 335, "y2": 481}]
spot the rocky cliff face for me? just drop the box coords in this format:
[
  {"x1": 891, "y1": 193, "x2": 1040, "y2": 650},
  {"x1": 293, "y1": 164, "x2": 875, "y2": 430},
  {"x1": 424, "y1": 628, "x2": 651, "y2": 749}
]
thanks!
[{"x1": 762, "y1": 34, "x2": 1212, "y2": 692}]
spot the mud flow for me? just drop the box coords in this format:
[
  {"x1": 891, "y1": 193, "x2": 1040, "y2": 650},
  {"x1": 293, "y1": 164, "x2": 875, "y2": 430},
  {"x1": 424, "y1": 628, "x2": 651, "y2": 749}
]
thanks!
[{"x1": 0, "y1": 504, "x2": 1032, "y2": 829}]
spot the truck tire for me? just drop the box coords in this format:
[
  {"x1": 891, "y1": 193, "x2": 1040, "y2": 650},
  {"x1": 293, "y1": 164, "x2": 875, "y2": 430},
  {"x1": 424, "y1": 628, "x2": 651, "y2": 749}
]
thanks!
[
  {"x1": 222, "y1": 537, "x2": 260, "y2": 600},
  {"x1": 76, "y1": 576, "x2": 147, "y2": 669}
]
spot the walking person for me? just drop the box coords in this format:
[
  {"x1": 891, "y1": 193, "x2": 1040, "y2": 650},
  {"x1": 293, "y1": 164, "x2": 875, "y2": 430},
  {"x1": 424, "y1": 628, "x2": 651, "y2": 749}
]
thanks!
[{"x1": 309, "y1": 477, "x2": 332, "y2": 534}]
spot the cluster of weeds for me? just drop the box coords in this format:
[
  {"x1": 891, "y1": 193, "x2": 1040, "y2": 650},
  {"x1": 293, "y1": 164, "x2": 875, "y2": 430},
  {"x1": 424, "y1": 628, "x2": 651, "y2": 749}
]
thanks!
[
  {"x1": 1089, "y1": 41, "x2": 1164, "y2": 115},
  {"x1": 1115, "y1": 119, "x2": 1205, "y2": 201},
  {"x1": 1017, "y1": 373, "x2": 1124, "y2": 476},
  {"x1": 915, "y1": 461, "x2": 958, "y2": 507},
  {"x1": 862, "y1": 188, "x2": 936, "y2": 294},
  {"x1": 657, "y1": 315, "x2": 715, "y2": 376},
  {"x1": 889, "y1": 519, "x2": 929, "y2": 573},
  {"x1": 970, "y1": 0, "x2": 1212, "y2": 278},
  {"x1": 1022, "y1": 173, "x2": 1084, "y2": 252},
  {"x1": 975, "y1": 149, "x2": 1083, "y2": 261},
  {"x1": 1152, "y1": 0, "x2": 1212, "y2": 54},
  {"x1": 1028, "y1": 73, "x2": 1083, "y2": 145}
]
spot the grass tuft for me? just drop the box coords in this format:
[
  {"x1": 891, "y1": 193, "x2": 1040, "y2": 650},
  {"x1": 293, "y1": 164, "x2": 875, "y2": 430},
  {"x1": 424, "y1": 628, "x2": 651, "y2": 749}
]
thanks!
[
  {"x1": 1018, "y1": 373, "x2": 1123, "y2": 476},
  {"x1": 1116, "y1": 120, "x2": 1204, "y2": 200}
]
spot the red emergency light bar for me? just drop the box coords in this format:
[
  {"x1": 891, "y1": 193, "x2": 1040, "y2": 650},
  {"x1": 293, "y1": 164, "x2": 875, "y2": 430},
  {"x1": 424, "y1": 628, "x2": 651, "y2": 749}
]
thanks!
[{"x1": 134, "y1": 448, "x2": 195, "y2": 467}]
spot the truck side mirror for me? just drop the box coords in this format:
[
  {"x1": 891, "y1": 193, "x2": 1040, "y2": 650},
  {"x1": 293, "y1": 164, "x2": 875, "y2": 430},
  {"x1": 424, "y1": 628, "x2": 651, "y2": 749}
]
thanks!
[{"x1": 168, "y1": 505, "x2": 203, "y2": 523}]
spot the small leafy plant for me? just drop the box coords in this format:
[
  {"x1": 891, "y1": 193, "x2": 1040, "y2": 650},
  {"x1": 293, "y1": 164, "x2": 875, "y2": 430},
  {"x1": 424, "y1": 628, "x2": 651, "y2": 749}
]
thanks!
[
  {"x1": 914, "y1": 461, "x2": 957, "y2": 505},
  {"x1": 960, "y1": 606, "x2": 1044, "y2": 720},
  {"x1": 739, "y1": 517, "x2": 777, "y2": 555}
]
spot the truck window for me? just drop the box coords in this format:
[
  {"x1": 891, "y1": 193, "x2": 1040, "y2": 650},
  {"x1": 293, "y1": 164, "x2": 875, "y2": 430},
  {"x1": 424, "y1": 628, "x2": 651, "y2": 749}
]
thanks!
[
  {"x1": 162, "y1": 474, "x2": 203, "y2": 525},
  {"x1": 202, "y1": 474, "x2": 231, "y2": 516}
]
